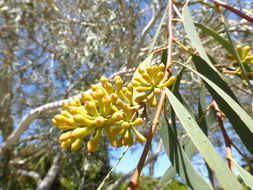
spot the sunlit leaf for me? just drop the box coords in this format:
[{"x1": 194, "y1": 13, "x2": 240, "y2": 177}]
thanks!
[
  {"x1": 160, "y1": 115, "x2": 213, "y2": 190},
  {"x1": 165, "y1": 88, "x2": 243, "y2": 190}
]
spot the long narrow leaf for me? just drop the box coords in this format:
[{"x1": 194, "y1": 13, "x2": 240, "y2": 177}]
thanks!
[
  {"x1": 230, "y1": 157, "x2": 253, "y2": 189},
  {"x1": 160, "y1": 115, "x2": 213, "y2": 190},
  {"x1": 165, "y1": 88, "x2": 243, "y2": 190},
  {"x1": 191, "y1": 55, "x2": 253, "y2": 155},
  {"x1": 196, "y1": 23, "x2": 234, "y2": 54},
  {"x1": 182, "y1": 5, "x2": 217, "y2": 72}
]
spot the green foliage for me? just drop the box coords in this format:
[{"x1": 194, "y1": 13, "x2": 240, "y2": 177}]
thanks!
[
  {"x1": 119, "y1": 176, "x2": 187, "y2": 190},
  {"x1": 1, "y1": 0, "x2": 253, "y2": 189}
]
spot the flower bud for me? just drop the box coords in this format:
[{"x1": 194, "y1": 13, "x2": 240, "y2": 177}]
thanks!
[
  {"x1": 73, "y1": 114, "x2": 96, "y2": 125},
  {"x1": 154, "y1": 88, "x2": 161, "y2": 94},
  {"x1": 61, "y1": 110, "x2": 72, "y2": 118},
  {"x1": 109, "y1": 135, "x2": 122, "y2": 148},
  {"x1": 69, "y1": 99, "x2": 78, "y2": 106},
  {"x1": 92, "y1": 88, "x2": 104, "y2": 101},
  {"x1": 85, "y1": 101, "x2": 99, "y2": 116},
  {"x1": 236, "y1": 45, "x2": 243, "y2": 58},
  {"x1": 110, "y1": 93, "x2": 118, "y2": 103},
  {"x1": 135, "y1": 92, "x2": 151, "y2": 103},
  {"x1": 70, "y1": 127, "x2": 94, "y2": 139},
  {"x1": 158, "y1": 63, "x2": 165, "y2": 71},
  {"x1": 136, "y1": 86, "x2": 152, "y2": 93},
  {"x1": 133, "y1": 118, "x2": 143, "y2": 126},
  {"x1": 61, "y1": 139, "x2": 73, "y2": 148},
  {"x1": 59, "y1": 131, "x2": 72, "y2": 142},
  {"x1": 146, "y1": 66, "x2": 153, "y2": 78},
  {"x1": 81, "y1": 92, "x2": 93, "y2": 103},
  {"x1": 138, "y1": 68, "x2": 145, "y2": 74},
  {"x1": 87, "y1": 130, "x2": 101, "y2": 152},
  {"x1": 150, "y1": 95, "x2": 157, "y2": 107},
  {"x1": 122, "y1": 122, "x2": 131, "y2": 129},
  {"x1": 103, "y1": 82, "x2": 113, "y2": 94},
  {"x1": 73, "y1": 98, "x2": 81, "y2": 106},
  {"x1": 132, "y1": 81, "x2": 140, "y2": 87},
  {"x1": 243, "y1": 45, "x2": 250, "y2": 59},
  {"x1": 141, "y1": 73, "x2": 152, "y2": 84},
  {"x1": 100, "y1": 76, "x2": 108, "y2": 84},
  {"x1": 134, "y1": 76, "x2": 150, "y2": 87},
  {"x1": 58, "y1": 125, "x2": 76, "y2": 131},
  {"x1": 132, "y1": 127, "x2": 146, "y2": 144},
  {"x1": 156, "y1": 72, "x2": 164, "y2": 85},
  {"x1": 114, "y1": 76, "x2": 123, "y2": 92},
  {"x1": 158, "y1": 76, "x2": 176, "y2": 88},
  {"x1": 95, "y1": 116, "x2": 105, "y2": 127},
  {"x1": 116, "y1": 99, "x2": 127, "y2": 109},
  {"x1": 127, "y1": 83, "x2": 133, "y2": 91},
  {"x1": 71, "y1": 138, "x2": 82, "y2": 151},
  {"x1": 102, "y1": 95, "x2": 112, "y2": 115},
  {"x1": 111, "y1": 112, "x2": 124, "y2": 122},
  {"x1": 151, "y1": 65, "x2": 159, "y2": 79},
  {"x1": 121, "y1": 130, "x2": 133, "y2": 146}
]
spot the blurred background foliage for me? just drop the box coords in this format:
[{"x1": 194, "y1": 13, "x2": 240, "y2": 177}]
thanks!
[{"x1": 0, "y1": 0, "x2": 252, "y2": 189}]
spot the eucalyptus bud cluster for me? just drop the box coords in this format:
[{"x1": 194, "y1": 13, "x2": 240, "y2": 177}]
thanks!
[
  {"x1": 52, "y1": 75, "x2": 146, "y2": 151},
  {"x1": 132, "y1": 63, "x2": 176, "y2": 107},
  {"x1": 52, "y1": 62, "x2": 177, "y2": 152},
  {"x1": 226, "y1": 45, "x2": 253, "y2": 65}
]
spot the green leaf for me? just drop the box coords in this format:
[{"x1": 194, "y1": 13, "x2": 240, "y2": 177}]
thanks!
[
  {"x1": 198, "y1": 83, "x2": 208, "y2": 135},
  {"x1": 191, "y1": 55, "x2": 253, "y2": 155},
  {"x1": 198, "y1": 84, "x2": 216, "y2": 186},
  {"x1": 230, "y1": 158, "x2": 253, "y2": 189},
  {"x1": 172, "y1": 67, "x2": 196, "y2": 119},
  {"x1": 164, "y1": 88, "x2": 243, "y2": 190},
  {"x1": 195, "y1": 23, "x2": 234, "y2": 54},
  {"x1": 132, "y1": 53, "x2": 153, "y2": 104},
  {"x1": 160, "y1": 115, "x2": 213, "y2": 190},
  {"x1": 182, "y1": 5, "x2": 217, "y2": 72}
]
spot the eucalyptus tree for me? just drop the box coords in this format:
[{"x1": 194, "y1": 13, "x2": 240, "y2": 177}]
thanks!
[{"x1": 0, "y1": 0, "x2": 252, "y2": 189}]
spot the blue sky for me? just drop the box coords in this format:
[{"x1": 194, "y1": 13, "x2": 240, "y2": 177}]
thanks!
[{"x1": 110, "y1": 142, "x2": 170, "y2": 178}]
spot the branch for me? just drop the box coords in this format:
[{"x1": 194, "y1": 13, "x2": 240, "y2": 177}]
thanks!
[
  {"x1": 132, "y1": 5, "x2": 164, "y2": 66},
  {"x1": 10, "y1": 149, "x2": 47, "y2": 166},
  {"x1": 0, "y1": 64, "x2": 133, "y2": 154},
  {"x1": 0, "y1": 93, "x2": 83, "y2": 153},
  {"x1": 127, "y1": 2, "x2": 174, "y2": 189},
  {"x1": 211, "y1": 0, "x2": 253, "y2": 23},
  {"x1": 37, "y1": 153, "x2": 61, "y2": 190},
  {"x1": 212, "y1": 101, "x2": 233, "y2": 170},
  {"x1": 17, "y1": 169, "x2": 42, "y2": 185}
]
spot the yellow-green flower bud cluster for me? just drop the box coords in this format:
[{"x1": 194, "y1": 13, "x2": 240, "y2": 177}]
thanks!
[
  {"x1": 225, "y1": 45, "x2": 253, "y2": 65},
  {"x1": 52, "y1": 75, "x2": 146, "y2": 151},
  {"x1": 132, "y1": 63, "x2": 176, "y2": 107}
]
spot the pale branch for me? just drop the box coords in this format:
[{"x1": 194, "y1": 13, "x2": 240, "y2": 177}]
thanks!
[
  {"x1": 0, "y1": 94, "x2": 82, "y2": 153},
  {"x1": 0, "y1": 65, "x2": 134, "y2": 154},
  {"x1": 10, "y1": 149, "x2": 47, "y2": 166},
  {"x1": 132, "y1": 5, "x2": 164, "y2": 66},
  {"x1": 37, "y1": 153, "x2": 61, "y2": 190},
  {"x1": 17, "y1": 169, "x2": 42, "y2": 185}
]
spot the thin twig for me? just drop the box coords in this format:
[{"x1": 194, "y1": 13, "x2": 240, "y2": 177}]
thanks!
[
  {"x1": 127, "y1": 0, "x2": 174, "y2": 189},
  {"x1": 223, "y1": 70, "x2": 253, "y2": 76},
  {"x1": 211, "y1": 0, "x2": 253, "y2": 23},
  {"x1": 97, "y1": 146, "x2": 129, "y2": 190},
  {"x1": 212, "y1": 101, "x2": 233, "y2": 170}
]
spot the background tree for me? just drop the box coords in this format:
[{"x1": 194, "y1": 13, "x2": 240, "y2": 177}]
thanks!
[{"x1": 0, "y1": 0, "x2": 252, "y2": 189}]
